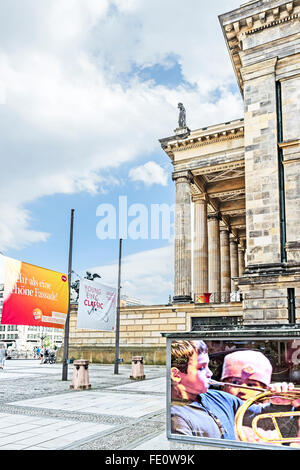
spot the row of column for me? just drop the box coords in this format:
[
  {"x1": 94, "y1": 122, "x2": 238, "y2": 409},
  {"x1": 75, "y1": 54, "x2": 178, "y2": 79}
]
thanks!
[
  {"x1": 173, "y1": 170, "x2": 245, "y2": 302},
  {"x1": 194, "y1": 198, "x2": 245, "y2": 298}
]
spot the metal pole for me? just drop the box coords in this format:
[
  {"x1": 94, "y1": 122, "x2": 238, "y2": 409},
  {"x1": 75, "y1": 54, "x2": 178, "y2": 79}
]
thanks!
[
  {"x1": 62, "y1": 209, "x2": 74, "y2": 381},
  {"x1": 114, "y1": 238, "x2": 122, "y2": 374}
]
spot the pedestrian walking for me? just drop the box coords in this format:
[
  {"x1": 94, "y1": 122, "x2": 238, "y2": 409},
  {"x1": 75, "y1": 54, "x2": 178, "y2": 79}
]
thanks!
[
  {"x1": 0, "y1": 344, "x2": 7, "y2": 370},
  {"x1": 40, "y1": 347, "x2": 44, "y2": 364},
  {"x1": 44, "y1": 348, "x2": 49, "y2": 363}
]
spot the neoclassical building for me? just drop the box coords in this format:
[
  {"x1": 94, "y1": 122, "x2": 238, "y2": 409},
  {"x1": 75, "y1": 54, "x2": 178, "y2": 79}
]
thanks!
[
  {"x1": 161, "y1": 0, "x2": 300, "y2": 325},
  {"x1": 65, "y1": 0, "x2": 300, "y2": 364}
]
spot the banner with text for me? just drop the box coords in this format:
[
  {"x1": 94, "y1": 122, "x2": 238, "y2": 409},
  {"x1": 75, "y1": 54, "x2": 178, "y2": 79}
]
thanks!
[
  {"x1": 77, "y1": 279, "x2": 116, "y2": 331},
  {"x1": 0, "y1": 255, "x2": 68, "y2": 329}
]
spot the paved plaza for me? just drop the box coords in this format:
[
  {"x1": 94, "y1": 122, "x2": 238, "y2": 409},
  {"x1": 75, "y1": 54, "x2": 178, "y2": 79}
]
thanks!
[{"x1": 0, "y1": 359, "x2": 171, "y2": 450}]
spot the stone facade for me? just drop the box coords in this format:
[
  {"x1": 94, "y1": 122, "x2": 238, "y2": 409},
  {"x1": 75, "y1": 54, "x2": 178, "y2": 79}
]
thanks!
[
  {"x1": 218, "y1": 0, "x2": 300, "y2": 323},
  {"x1": 61, "y1": 302, "x2": 243, "y2": 364},
  {"x1": 160, "y1": 0, "x2": 300, "y2": 325}
]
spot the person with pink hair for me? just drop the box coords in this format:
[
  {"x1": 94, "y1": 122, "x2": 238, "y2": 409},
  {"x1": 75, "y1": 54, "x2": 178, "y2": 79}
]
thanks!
[
  {"x1": 221, "y1": 350, "x2": 273, "y2": 402},
  {"x1": 220, "y1": 349, "x2": 300, "y2": 444}
]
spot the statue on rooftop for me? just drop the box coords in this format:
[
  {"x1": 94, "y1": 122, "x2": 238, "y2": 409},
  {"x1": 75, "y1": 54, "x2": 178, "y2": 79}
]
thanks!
[{"x1": 178, "y1": 102, "x2": 186, "y2": 128}]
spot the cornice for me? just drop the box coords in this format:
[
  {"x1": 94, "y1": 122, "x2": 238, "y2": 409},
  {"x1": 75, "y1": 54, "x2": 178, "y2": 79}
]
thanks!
[
  {"x1": 220, "y1": 0, "x2": 300, "y2": 92},
  {"x1": 244, "y1": 11, "x2": 300, "y2": 35},
  {"x1": 161, "y1": 127, "x2": 244, "y2": 160}
]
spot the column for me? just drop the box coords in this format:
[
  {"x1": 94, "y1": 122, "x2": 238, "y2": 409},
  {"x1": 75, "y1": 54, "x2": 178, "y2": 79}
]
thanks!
[
  {"x1": 230, "y1": 235, "x2": 239, "y2": 292},
  {"x1": 238, "y1": 246, "x2": 245, "y2": 276},
  {"x1": 172, "y1": 170, "x2": 193, "y2": 303},
  {"x1": 193, "y1": 195, "x2": 208, "y2": 298},
  {"x1": 208, "y1": 213, "x2": 220, "y2": 302},
  {"x1": 220, "y1": 226, "x2": 231, "y2": 302}
]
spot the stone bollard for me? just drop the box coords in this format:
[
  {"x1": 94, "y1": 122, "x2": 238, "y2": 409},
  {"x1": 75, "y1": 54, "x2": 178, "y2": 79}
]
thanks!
[
  {"x1": 130, "y1": 356, "x2": 146, "y2": 380},
  {"x1": 70, "y1": 359, "x2": 91, "y2": 390}
]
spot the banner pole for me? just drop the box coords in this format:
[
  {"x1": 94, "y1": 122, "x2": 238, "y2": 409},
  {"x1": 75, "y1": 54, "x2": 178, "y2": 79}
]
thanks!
[
  {"x1": 62, "y1": 208, "x2": 74, "y2": 381},
  {"x1": 114, "y1": 238, "x2": 122, "y2": 374}
]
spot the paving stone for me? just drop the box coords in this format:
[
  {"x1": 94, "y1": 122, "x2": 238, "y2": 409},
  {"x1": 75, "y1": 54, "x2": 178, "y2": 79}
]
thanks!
[{"x1": 0, "y1": 360, "x2": 169, "y2": 450}]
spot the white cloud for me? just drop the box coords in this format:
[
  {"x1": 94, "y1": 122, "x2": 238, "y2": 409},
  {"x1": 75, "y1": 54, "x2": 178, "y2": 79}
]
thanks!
[
  {"x1": 0, "y1": 203, "x2": 50, "y2": 252},
  {"x1": 129, "y1": 161, "x2": 168, "y2": 187},
  {"x1": 88, "y1": 244, "x2": 174, "y2": 305},
  {"x1": 0, "y1": 0, "x2": 243, "y2": 251}
]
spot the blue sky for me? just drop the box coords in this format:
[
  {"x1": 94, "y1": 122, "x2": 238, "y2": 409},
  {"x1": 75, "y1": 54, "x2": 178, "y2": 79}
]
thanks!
[{"x1": 0, "y1": 0, "x2": 243, "y2": 304}]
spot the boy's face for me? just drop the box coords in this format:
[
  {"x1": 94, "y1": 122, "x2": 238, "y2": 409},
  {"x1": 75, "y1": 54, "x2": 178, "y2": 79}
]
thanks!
[
  {"x1": 223, "y1": 376, "x2": 266, "y2": 401},
  {"x1": 177, "y1": 350, "x2": 212, "y2": 396}
]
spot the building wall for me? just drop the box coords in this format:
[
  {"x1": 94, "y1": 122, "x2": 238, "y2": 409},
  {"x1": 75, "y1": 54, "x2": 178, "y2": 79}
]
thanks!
[
  {"x1": 218, "y1": 0, "x2": 300, "y2": 323},
  {"x1": 242, "y1": 57, "x2": 281, "y2": 266},
  {"x1": 241, "y1": 284, "x2": 300, "y2": 323},
  {"x1": 63, "y1": 303, "x2": 243, "y2": 364},
  {"x1": 281, "y1": 70, "x2": 300, "y2": 262}
]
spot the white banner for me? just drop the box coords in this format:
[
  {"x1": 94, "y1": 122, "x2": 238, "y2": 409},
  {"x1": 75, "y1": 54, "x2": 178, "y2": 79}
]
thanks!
[{"x1": 76, "y1": 279, "x2": 116, "y2": 331}]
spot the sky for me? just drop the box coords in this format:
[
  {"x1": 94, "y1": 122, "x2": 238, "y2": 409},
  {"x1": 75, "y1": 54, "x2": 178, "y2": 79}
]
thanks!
[{"x1": 0, "y1": 0, "x2": 244, "y2": 305}]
